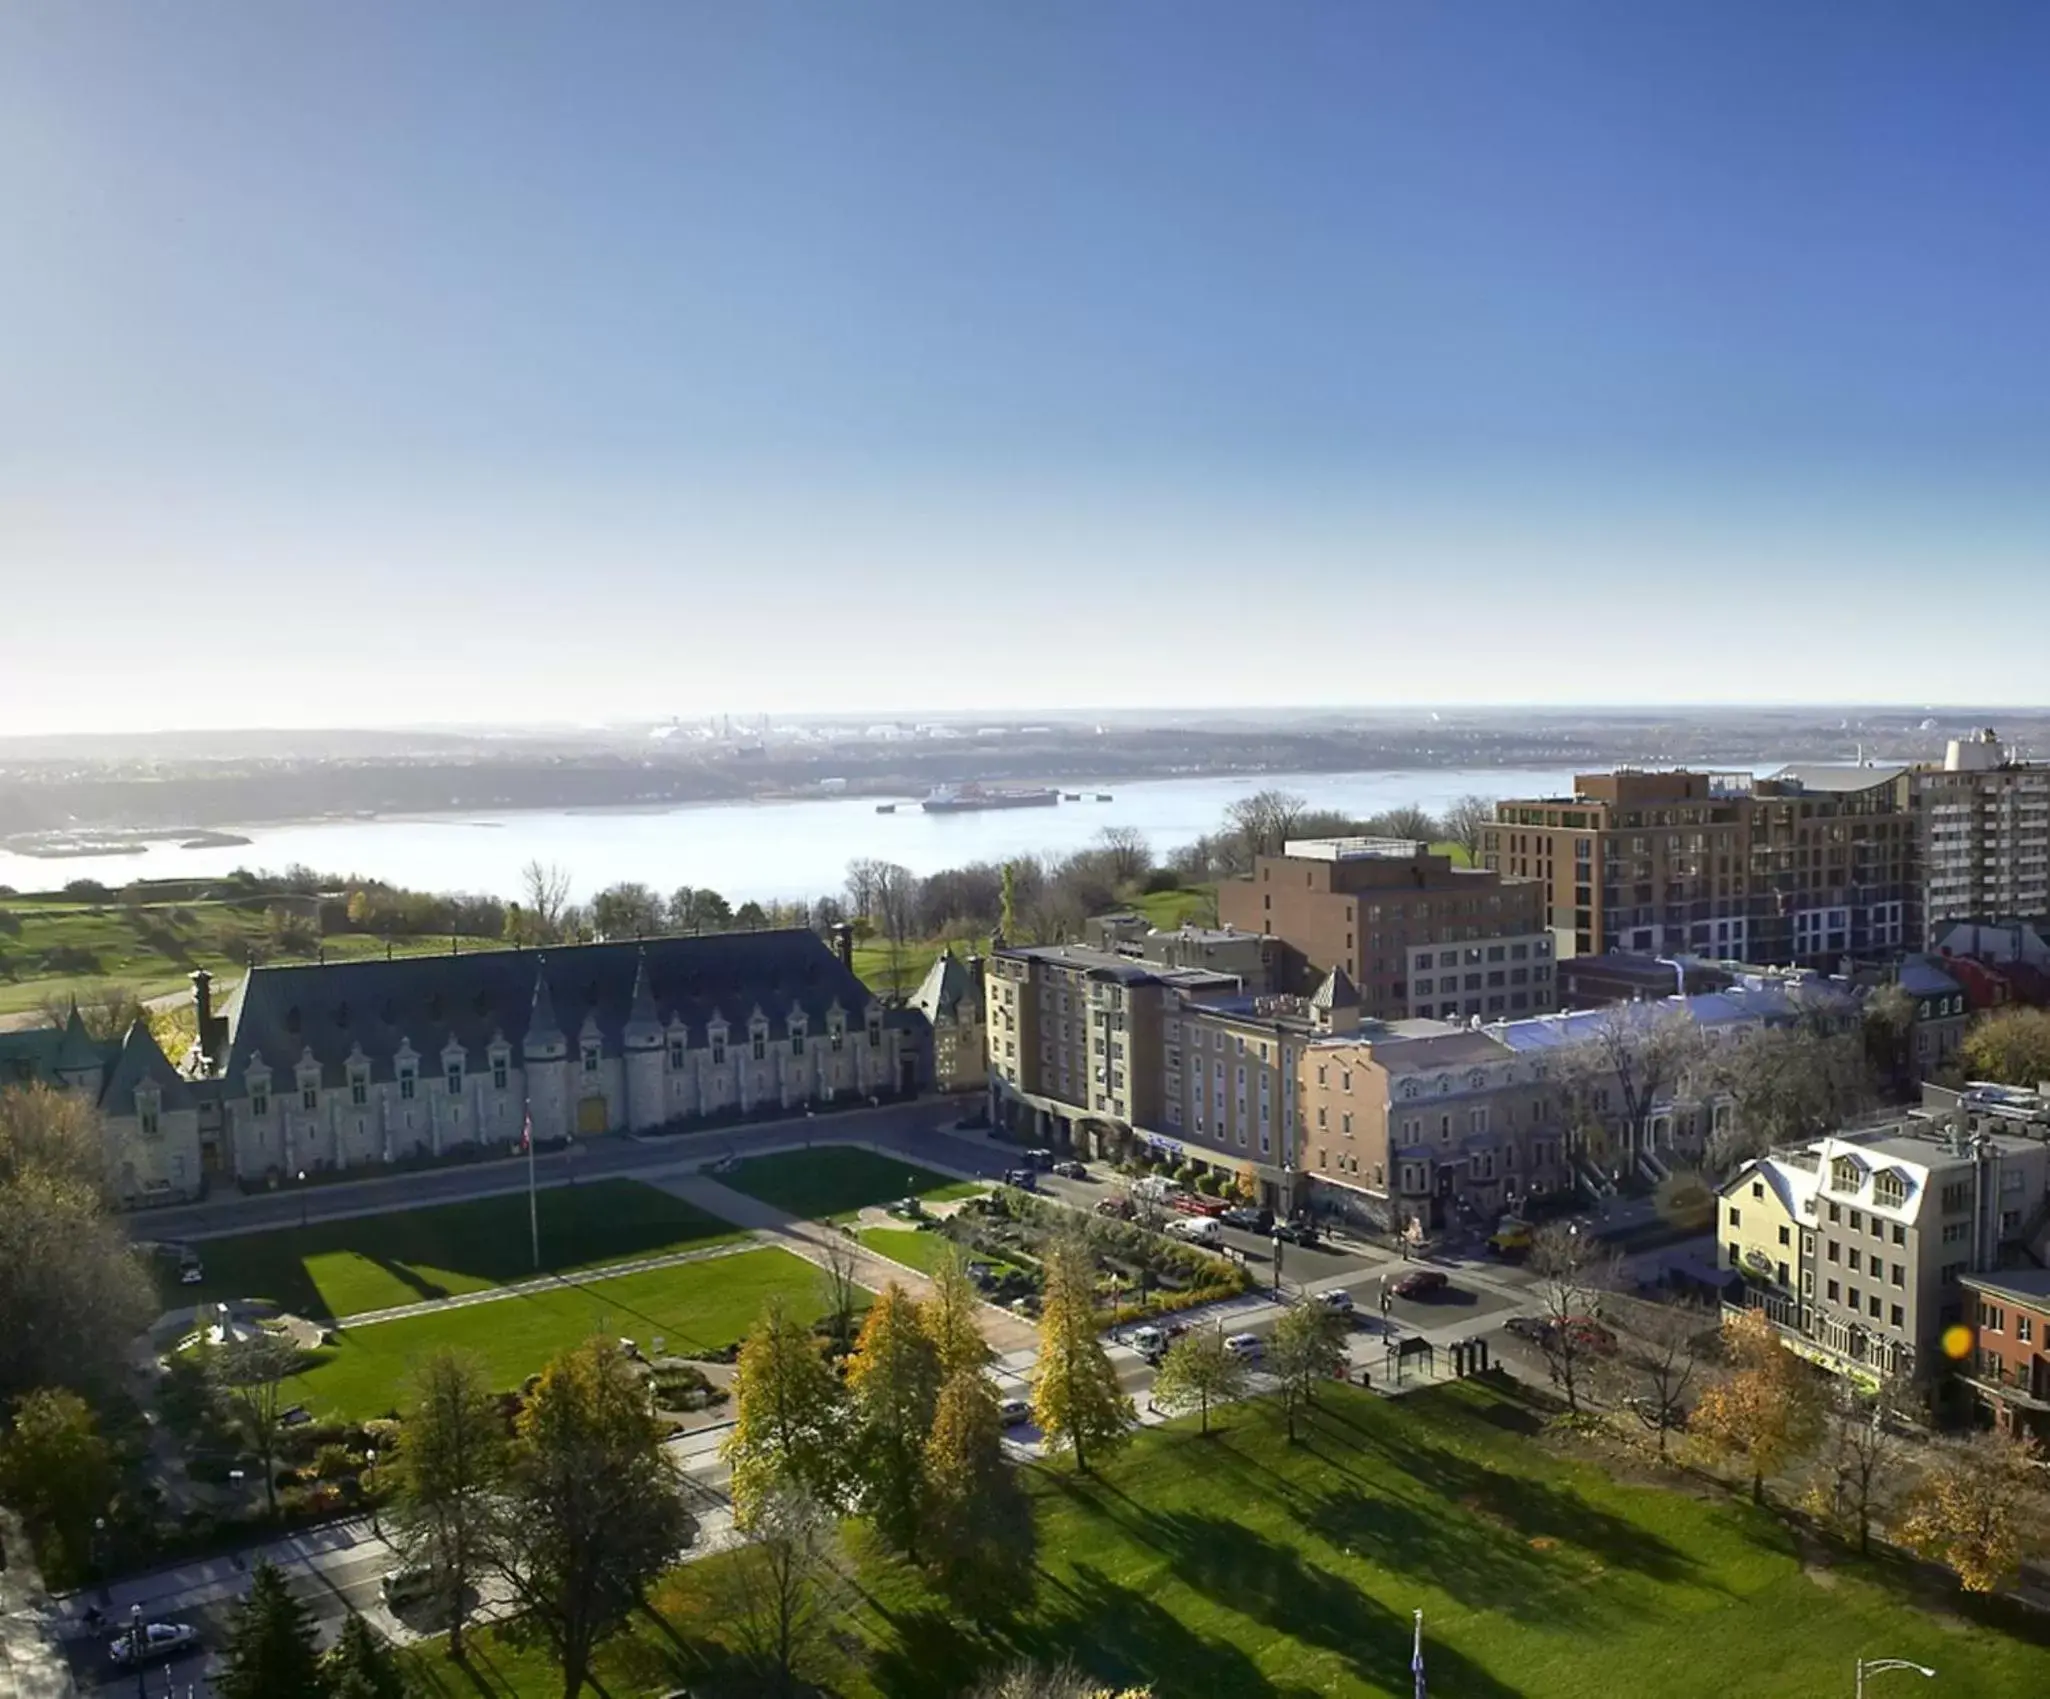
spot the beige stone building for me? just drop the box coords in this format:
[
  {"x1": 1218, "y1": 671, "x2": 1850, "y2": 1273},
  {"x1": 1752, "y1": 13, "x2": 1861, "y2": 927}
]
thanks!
[{"x1": 910, "y1": 948, "x2": 987, "y2": 1094}]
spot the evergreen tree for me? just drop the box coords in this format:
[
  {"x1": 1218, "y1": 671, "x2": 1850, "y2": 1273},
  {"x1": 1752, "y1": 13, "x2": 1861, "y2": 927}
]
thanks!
[
  {"x1": 324, "y1": 1612, "x2": 407, "y2": 1699},
  {"x1": 923, "y1": 1364, "x2": 1033, "y2": 1609},
  {"x1": 846, "y1": 1283, "x2": 941, "y2": 1556},
  {"x1": 219, "y1": 1559, "x2": 324, "y2": 1699},
  {"x1": 386, "y1": 1347, "x2": 506, "y2": 1659},
  {"x1": 1148, "y1": 1327, "x2": 1250, "y2": 1436},
  {"x1": 724, "y1": 1296, "x2": 852, "y2": 1526},
  {"x1": 1030, "y1": 1235, "x2": 1132, "y2": 1473}
]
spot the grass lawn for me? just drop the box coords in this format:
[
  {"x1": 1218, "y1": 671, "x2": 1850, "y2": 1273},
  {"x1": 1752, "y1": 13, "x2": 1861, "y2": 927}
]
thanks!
[
  {"x1": 850, "y1": 937, "x2": 958, "y2": 1002},
  {"x1": 856, "y1": 1225, "x2": 1020, "y2": 1280},
  {"x1": 721, "y1": 1146, "x2": 984, "y2": 1223},
  {"x1": 1127, "y1": 884, "x2": 1219, "y2": 929},
  {"x1": 286, "y1": 1246, "x2": 836, "y2": 1421},
  {"x1": 174, "y1": 1180, "x2": 740, "y2": 1320},
  {"x1": 400, "y1": 1377, "x2": 2050, "y2": 1698}
]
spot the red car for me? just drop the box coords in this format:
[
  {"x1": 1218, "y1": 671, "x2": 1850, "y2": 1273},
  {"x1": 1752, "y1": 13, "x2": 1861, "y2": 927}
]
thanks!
[{"x1": 1390, "y1": 1269, "x2": 1449, "y2": 1300}]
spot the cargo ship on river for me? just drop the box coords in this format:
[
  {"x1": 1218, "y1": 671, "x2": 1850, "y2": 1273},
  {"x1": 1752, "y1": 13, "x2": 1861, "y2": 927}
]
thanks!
[{"x1": 920, "y1": 783, "x2": 1063, "y2": 814}]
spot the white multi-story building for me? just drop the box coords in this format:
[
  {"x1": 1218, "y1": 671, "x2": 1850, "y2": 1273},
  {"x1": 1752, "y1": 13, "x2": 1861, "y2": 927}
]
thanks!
[{"x1": 1914, "y1": 729, "x2": 2050, "y2": 947}]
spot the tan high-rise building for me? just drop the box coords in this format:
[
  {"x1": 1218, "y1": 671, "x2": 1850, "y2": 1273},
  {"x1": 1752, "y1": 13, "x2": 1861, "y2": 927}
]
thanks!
[
  {"x1": 1215, "y1": 838, "x2": 1553, "y2": 1024},
  {"x1": 1483, "y1": 766, "x2": 1913, "y2": 966}
]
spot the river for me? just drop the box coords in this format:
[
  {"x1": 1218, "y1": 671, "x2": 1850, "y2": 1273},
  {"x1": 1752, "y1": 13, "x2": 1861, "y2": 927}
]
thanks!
[{"x1": 0, "y1": 766, "x2": 1586, "y2": 904}]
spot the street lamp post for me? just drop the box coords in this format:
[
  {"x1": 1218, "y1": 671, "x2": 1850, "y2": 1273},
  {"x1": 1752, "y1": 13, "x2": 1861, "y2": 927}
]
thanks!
[
  {"x1": 1856, "y1": 1658, "x2": 1936, "y2": 1698},
  {"x1": 365, "y1": 1447, "x2": 379, "y2": 1537},
  {"x1": 1271, "y1": 1232, "x2": 1285, "y2": 1301},
  {"x1": 128, "y1": 1603, "x2": 146, "y2": 1699}
]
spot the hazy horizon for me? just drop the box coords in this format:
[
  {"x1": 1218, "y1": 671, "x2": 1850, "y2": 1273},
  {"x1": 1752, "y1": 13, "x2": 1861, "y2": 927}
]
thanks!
[{"x1": 6, "y1": 3, "x2": 2046, "y2": 736}]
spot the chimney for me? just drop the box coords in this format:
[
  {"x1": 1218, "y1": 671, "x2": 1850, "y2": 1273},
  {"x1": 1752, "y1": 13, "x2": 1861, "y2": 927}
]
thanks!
[
  {"x1": 190, "y1": 968, "x2": 214, "y2": 1053},
  {"x1": 832, "y1": 922, "x2": 854, "y2": 970}
]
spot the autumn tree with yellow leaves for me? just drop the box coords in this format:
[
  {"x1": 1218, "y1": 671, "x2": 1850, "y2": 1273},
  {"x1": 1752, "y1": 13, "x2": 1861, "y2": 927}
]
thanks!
[
  {"x1": 1688, "y1": 1307, "x2": 1824, "y2": 1504},
  {"x1": 1896, "y1": 1427, "x2": 2047, "y2": 1593}
]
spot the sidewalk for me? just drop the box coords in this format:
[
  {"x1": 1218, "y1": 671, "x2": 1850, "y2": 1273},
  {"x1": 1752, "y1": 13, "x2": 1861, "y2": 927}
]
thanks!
[{"x1": 0, "y1": 1511, "x2": 77, "y2": 1698}]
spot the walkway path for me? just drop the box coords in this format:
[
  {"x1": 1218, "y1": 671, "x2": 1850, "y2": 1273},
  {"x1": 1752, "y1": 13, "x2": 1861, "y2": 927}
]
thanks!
[{"x1": 654, "y1": 1172, "x2": 1041, "y2": 1355}]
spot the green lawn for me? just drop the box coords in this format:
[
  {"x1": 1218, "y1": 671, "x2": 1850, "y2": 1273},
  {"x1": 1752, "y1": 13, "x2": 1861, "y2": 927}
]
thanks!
[
  {"x1": 856, "y1": 1225, "x2": 1019, "y2": 1279},
  {"x1": 720, "y1": 1146, "x2": 983, "y2": 1223},
  {"x1": 1126, "y1": 884, "x2": 1219, "y2": 929},
  {"x1": 175, "y1": 1180, "x2": 740, "y2": 1320},
  {"x1": 400, "y1": 1378, "x2": 2050, "y2": 1698},
  {"x1": 285, "y1": 1246, "x2": 835, "y2": 1421}
]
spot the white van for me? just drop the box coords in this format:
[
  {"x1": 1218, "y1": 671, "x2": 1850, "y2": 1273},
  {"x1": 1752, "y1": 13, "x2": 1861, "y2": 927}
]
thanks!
[{"x1": 1166, "y1": 1216, "x2": 1222, "y2": 1248}]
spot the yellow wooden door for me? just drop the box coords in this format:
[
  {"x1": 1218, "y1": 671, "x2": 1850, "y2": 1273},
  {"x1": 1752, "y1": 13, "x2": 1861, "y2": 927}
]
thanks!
[{"x1": 577, "y1": 1095, "x2": 609, "y2": 1135}]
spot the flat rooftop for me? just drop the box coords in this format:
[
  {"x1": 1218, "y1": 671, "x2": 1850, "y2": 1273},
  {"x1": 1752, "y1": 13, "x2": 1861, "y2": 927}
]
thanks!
[{"x1": 1281, "y1": 836, "x2": 1424, "y2": 861}]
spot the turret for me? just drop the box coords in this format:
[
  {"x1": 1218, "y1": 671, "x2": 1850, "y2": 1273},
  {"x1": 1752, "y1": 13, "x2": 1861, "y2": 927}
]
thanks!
[
  {"x1": 623, "y1": 949, "x2": 666, "y2": 1133},
  {"x1": 521, "y1": 960, "x2": 569, "y2": 1143}
]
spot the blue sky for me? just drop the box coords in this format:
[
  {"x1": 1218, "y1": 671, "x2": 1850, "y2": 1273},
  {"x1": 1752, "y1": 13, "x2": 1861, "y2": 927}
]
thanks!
[{"x1": 3, "y1": 2, "x2": 2046, "y2": 731}]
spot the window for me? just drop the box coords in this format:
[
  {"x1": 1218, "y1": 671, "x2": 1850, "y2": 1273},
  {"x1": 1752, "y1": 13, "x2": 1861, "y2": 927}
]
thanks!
[
  {"x1": 1826, "y1": 1280, "x2": 1839, "y2": 1302},
  {"x1": 1826, "y1": 1240, "x2": 1840, "y2": 1263},
  {"x1": 830, "y1": 1025, "x2": 844, "y2": 1052},
  {"x1": 1874, "y1": 1170, "x2": 1906, "y2": 1208},
  {"x1": 139, "y1": 1107, "x2": 159, "y2": 1138},
  {"x1": 446, "y1": 1062, "x2": 464, "y2": 1095},
  {"x1": 1728, "y1": 1206, "x2": 1742, "y2": 1228},
  {"x1": 1777, "y1": 1225, "x2": 1790, "y2": 1247},
  {"x1": 302, "y1": 1085, "x2": 319, "y2": 1110},
  {"x1": 1848, "y1": 1287, "x2": 1861, "y2": 1311},
  {"x1": 1848, "y1": 1248, "x2": 1861, "y2": 1273},
  {"x1": 1827, "y1": 1202, "x2": 1841, "y2": 1223},
  {"x1": 751, "y1": 1032, "x2": 766, "y2": 1062},
  {"x1": 1849, "y1": 1210, "x2": 1863, "y2": 1232},
  {"x1": 1868, "y1": 1295, "x2": 1882, "y2": 1319},
  {"x1": 251, "y1": 1089, "x2": 270, "y2": 1118},
  {"x1": 1891, "y1": 1304, "x2": 1905, "y2": 1329},
  {"x1": 1752, "y1": 1181, "x2": 1765, "y2": 1200},
  {"x1": 1892, "y1": 1223, "x2": 1905, "y2": 1245},
  {"x1": 868, "y1": 1017, "x2": 883, "y2": 1049},
  {"x1": 1890, "y1": 1263, "x2": 1904, "y2": 1288},
  {"x1": 668, "y1": 1041, "x2": 685, "y2": 1070},
  {"x1": 1979, "y1": 1303, "x2": 2006, "y2": 1333},
  {"x1": 792, "y1": 1030, "x2": 805, "y2": 1057},
  {"x1": 398, "y1": 1070, "x2": 416, "y2": 1101},
  {"x1": 711, "y1": 1034, "x2": 727, "y2": 1066},
  {"x1": 2021, "y1": 1316, "x2": 2036, "y2": 1345},
  {"x1": 350, "y1": 1076, "x2": 368, "y2": 1107},
  {"x1": 1727, "y1": 1241, "x2": 1741, "y2": 1268},
  {"x1": 493, "y1": 1056, "x2": 509, "y2": 1090}
]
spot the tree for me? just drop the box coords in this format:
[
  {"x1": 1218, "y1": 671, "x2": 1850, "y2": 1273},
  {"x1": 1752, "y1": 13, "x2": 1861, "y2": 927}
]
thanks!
[
  {"x1": 724, "y1": 1296, "x2": 851, "y2": 1526},
  {"x1": 1688, "y1": 1307, "x2": 1824, "y2": 1504},
  {"x1": 818, "y1": 1233, "x2": 865, "y2": 1357},
  {"x1": 1611, "y1": 1299, "x2": 1705, "y2": 1459},
  {"x1": 496, "y1": 1339, "x2": 696, "y2": 1699},
  {"x1": 0, "y1": 1388, "x2": 115, "y2": 1583},
  {"x1": 31, "y1": 983, "x2": 156, "y2": 1047},
  {"x1": 386, "y1": 1348, "x2": 506, "y2": 1659},
  {"x1": 518, "y1": 860, "x2": 573, "y2": 942},
  {"x1": 1271, "y1": 1300, "x2": 1347, "y2": 1442},
  {"x1": 1223, "y1": 789, "x2": 1307, "y2": 871},
  {"x1": 1897, "y1": 1427, "x2": 2047, "y2": 1592},
  {"x1": 1148, "y1": 1327, "x2": 1250, "y2": 1436},
  {"x1": 999, "y1": 861, "x2": 1019, "y2": 940},
  {"x1": 921, "y1": 1246, "x2": 993, "y2": 1383},
  {"x1": 969, "y1": 1661, "x2": 1155, "y2": 1699},
  {"x1": 1552, "y1": 1002, "x2": 1706, "y2": 1182},
  {"x1": 212, "y1": 1332, "x2": 303, "y2": 1517},
  {"x1": 1960, "y1": 1007, "x2": 2050, "y2": 1090},
  {"x1": 0, "y1": 1081, "x2": 107, "y2": 1195},
  {"x1": 218, "y1": 1559, "x2": 324, "y2": 1699},
  {"x1": 873, "y1": 862, "x2": 918, "y2": 995},
  {"x1": 734, "y1": 899, "x2": 770, "y2": 930},
  {"x1": 1031, "y1": 1235, "x2": 1132, "y2": 1472},
  {"x1": 1527, "y1": 1224, "x2": 1613, "y2": 1417},
  {"x1": 1862, "y1": 982, "x2": 1920, "y2": 1100},
  {"x1": 1705, "y1": 1022, "x2": 1872, "y2": 1170},
  {"x1": 922, "y1": 1365, "x2": 1033, "y2": 1608},
  {"x1": 324, "y1": 1611, "x2": 408, "y2": 1699},
  {"x1": 714, "y1": 1484, "x2": 845, "y2": 1698},
  {"x1": 1440, "y1": 794, "x2": 1494, "y2": 864},
  {"x1": 588, "y1": 881, "x2": 664, "y2": 940},
  {"x1": 846, "y1": 1283, "x2": 941, "y2": 1556},
  {"x1": 1801, "y1": 1376, "x2": 1913, "y2": 1555},
  {"x1": 1094, "y1": 826, "x2": 1152, "y2": 888}
]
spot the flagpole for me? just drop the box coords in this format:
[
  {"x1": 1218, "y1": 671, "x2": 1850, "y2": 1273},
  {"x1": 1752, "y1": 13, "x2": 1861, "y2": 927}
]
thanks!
[
  {"x1": 1412, "y1": 1607, "x2": 1426, "y2": 1699},
  {"x1": 526, "y1": 1112, "x2": 540, "y2": 1272}
]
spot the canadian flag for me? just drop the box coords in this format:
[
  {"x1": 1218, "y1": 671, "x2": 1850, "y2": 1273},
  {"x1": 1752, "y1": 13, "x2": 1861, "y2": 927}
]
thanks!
[{"x1": 520, "y1": 1112, "x2": 532, "y2": 1152}]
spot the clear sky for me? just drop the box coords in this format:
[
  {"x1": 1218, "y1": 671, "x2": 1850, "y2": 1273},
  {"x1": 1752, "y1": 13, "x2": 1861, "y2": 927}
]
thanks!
[{"x1": 3, "y1": 2, "x2": 2047, "y2": 733}]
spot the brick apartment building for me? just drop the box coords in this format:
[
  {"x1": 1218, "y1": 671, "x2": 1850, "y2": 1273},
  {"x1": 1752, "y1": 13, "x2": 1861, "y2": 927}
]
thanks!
[
  {"x1": 1215, "y1": 837, "x2": 1554, "y2": 1024},
  {"x1": 1958, "y1": 1268, "x2": 2050, "y2": 1443},
  {"x1": 1482, "y1": 766, "x2": 1913, "y2": 966}
]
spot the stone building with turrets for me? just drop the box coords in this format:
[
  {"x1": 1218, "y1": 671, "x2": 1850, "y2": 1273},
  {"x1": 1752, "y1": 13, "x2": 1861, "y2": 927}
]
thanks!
[{"x1": 177, "y1": 930, "x2": 925, "y2": 1189}]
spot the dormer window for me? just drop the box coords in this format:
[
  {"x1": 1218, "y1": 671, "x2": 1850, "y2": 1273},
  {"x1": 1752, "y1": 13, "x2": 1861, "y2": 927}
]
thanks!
[
  {"x1": 398, "y1": 1065, "x2": 417, "y2": 1101},
  {"x1": 446, "y1": 1060, "x2": 464, "y2": 1095},
  {"x1": 830, "y1": 1023, "x2": 845, "y2": 1053},
  {"x1": 711, "y1": 1033, "x2": 727, "y2": 1067},
  {"x1": 137, "y1": 1087, "x2": 161, "y2": 1139},
  {"x1": 1831, "y1": 1156, "x2": 1862, "y2": 1194},
  {"x1": 751, "y1": 1031, "x2": 767, "y2": 1063},
  {"x1": 790, "y1": 1019, "x2": 806, "y2": 1058},
  {"x1": 491, "y1": 1053, "x2": 509, "y2": 1091},
  {"x1": 867, "y1": 1016, "x2": 883, "y2": 1049},
  {"x1": 349, "y1": 1066, "x2": 369, "y2": 1107},
  {"x1": 301, "y1": 1082, "x2": 319, "y2": 1111},
  {"x1": 250, "y1": 1084, "x2": 270, "y2": 1118},
  {"x1": 1874, "y1": 1169, "x2": 1907, "y2": 1209},
  {"x1": 669, "y1": 1038, "x2": 686, "y2": 1070},
  {"x1": 583, "y1": 1041, "x2": 601, "y2": 1074}
]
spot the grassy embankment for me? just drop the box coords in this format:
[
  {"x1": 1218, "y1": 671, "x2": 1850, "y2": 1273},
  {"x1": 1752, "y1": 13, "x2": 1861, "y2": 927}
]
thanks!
[{"x1": 399, "y1": 1375, "x2": 2050, "y2": 1697}]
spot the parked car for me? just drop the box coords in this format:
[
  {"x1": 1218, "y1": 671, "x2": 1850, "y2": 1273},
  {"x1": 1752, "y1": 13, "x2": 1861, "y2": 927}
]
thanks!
[
  {"x1": 1271, "y1": 1219, "x2": 1320, "y2": 1247},
  {"x1": 381, "y1": 1564, "x2": 445, "y2": 1610},
  {"x1": 108, "y1": 1622, "x2": 199, "y2": 1665},
  {"x1": 1504, "y1": 1314, "x2": 1551, "y2": 1345},
  {"x1": 1561, "y1": 1315, "x2": 1617, "y2": 1355},
  {"x1": 1004, "y1": 1169, "x2": 1039, "y2": 1190},
  {"x1": 1224, "y1": 1332, "x2": 1265, "y2": 1361},
  {"x1": 179, "y1": 1261, "x2": 205, "y2": 1285},
  {"x1": 1220, "y1": 1204, "x2": 1273, "y2": 1232},
  {"x1": 1487, "y1": 1218, "x2": 1533, "y2": 1258},
  {"x1": 1130, "y1": 1324, "x2": 1166, "y2": 1362},
  {"x1": 1095, "y1": 1195, "x2": 1136, "y2": 1219},
  {"x1": 999, "y1": 1398, "x2": 1033, "y2": 1428},
  {"x1": 887, "y1": 1196, "x2": 925, "y2": 1219},
  {"x1": 1051, "y1": 1159, "x2": 1089, "y2": 1180},
  {"x1": 1023, "y1": 1147, "x2": 1055, "y2": 1170},
  {"x1": 1390, "y1": 1269, "x2": 1449, "y2": 1300},
  {"x1": 1623, "y1": 1395, "x2": 1687, "y2": 1430},
  {"x1": 1316, "y1": 1289, "x2": 1355, "y2": 1314},
  {"x1": 1166, "y1": 1216, "x2": 1223, "y2": 1248}
]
